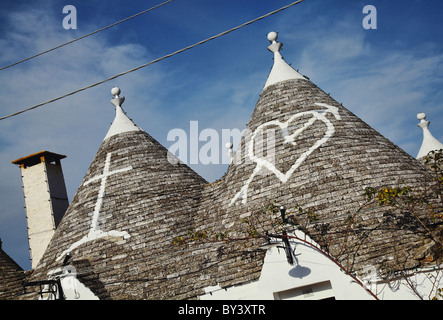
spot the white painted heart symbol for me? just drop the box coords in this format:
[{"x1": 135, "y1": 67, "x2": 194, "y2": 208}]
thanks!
[{"x1": 230, "y1": 103, "x2": 341, "y2": 205}]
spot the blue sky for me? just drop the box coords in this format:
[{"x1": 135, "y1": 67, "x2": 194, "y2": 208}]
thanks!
[{"x1": 1, "y1": 0, "x2": 442, "y2": 270}]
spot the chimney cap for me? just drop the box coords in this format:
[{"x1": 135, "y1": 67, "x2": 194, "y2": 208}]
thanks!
[{"x1": 12, "y1": 151, "x2": 66, "y2": 167}]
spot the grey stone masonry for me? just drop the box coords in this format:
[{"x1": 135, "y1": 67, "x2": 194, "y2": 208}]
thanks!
[
  {"x1": 23, "y1": 77, "x2": 441, "y2": 300},
  {"x1": 28, "y1": 130, "x2": 210, "y2": 299},
  {"x1": 0, "y1": 243, "x2": 26, "y2": 300},
  {"x1": 216, "y1": 78, "x2": 440, "y2": 277}
]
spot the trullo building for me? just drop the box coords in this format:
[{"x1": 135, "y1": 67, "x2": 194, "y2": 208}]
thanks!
[{"x1": 1, "y1": 32, "x2": 442, "y2": 300}]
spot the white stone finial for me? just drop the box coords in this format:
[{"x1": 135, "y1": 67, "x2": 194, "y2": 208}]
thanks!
[
  {"x1": 417, "y1": 112, "x2": 426, "y2": 121},
  {"x1": 417, "y1": 113, "x2": 429, "y2": 131},
  {"x1": 111, "y1": 87, "x2": 125, "y2": 107},
  {"x1": 267, "y1": 31, "x2": 278, "y2": 42},
  {"x1": 226, "y1": 142, "x2": 234, "y2": 164},
  {"x1": 263, "y1": 31, "x2": 306, "y2": 89},
  {"x1": 104, "y1": 87, "x2": 141, "y2": 141},
  {"x1": 267, "y1": 31, "x2": 282, "y2": 53},
  {"x1": 111, "y1": 86, "x2": 121, "y2": 97},
  {"x1": 416, "y1": 112, "x2": 443, "y2": 159}
]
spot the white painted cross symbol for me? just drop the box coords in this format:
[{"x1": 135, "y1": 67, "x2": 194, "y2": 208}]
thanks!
[
  {"x1": 84, "y1": 153, "x2": 133, "y2": 231},
  {"x1": 56, "y1": 152, "x2": 132, "y2": 261}
]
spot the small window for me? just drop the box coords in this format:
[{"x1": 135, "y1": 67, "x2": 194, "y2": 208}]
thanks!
[{"x1": 273, "y1": 281, "x2": 335, "y2": 300}]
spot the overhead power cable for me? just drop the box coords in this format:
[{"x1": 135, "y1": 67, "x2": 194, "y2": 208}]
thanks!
[
  {"x1": 0, "y1": 0, "x2": 176, "y2": 71},
  {"x1": 0, "y1": 0, "x2": 305, "y2": 121}
]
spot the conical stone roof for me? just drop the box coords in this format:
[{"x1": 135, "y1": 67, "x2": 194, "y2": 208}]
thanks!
[
  {"x1": 193, "y1": 32, "x2": 440, "y2": 283},
  {"x1": 25, "y1": 33, "x2": 441, "y2": 300},
  {"x1": 29, "y1": 88, "x2": 208, "y2": 299}
]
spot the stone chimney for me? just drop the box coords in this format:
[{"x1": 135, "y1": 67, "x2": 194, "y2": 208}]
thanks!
[{"x1": 12, "y1": 151, "x2": 69, "y2": 269}]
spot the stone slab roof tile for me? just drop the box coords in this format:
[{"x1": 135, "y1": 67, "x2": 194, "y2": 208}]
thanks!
[{"x1": 18, "y1": 33, "x2": 442, "y2": 300}]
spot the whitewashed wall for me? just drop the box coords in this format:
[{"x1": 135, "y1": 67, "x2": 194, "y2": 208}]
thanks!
[{"x1": 200, "y1": 231, "x2": 443, "y2": 300}]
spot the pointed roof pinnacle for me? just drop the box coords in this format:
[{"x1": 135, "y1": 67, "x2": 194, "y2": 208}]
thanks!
[
  {"x1": 103, "y1": 87, "x2": 142, "y2": 141},
  {"x1": 416, "y1": 113, "x2": 443, "y2": 159},
  {"x1": 263, "y1": 31, "x2": 306, "y2": 89}
]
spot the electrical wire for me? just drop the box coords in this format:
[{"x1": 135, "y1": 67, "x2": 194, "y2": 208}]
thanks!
[
  {"x1": 0, "y1": 0, "x2": 176, "y2": 72},
  {"x1": 0, "y1": 0, "x2": 305, "y2": 121}
]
